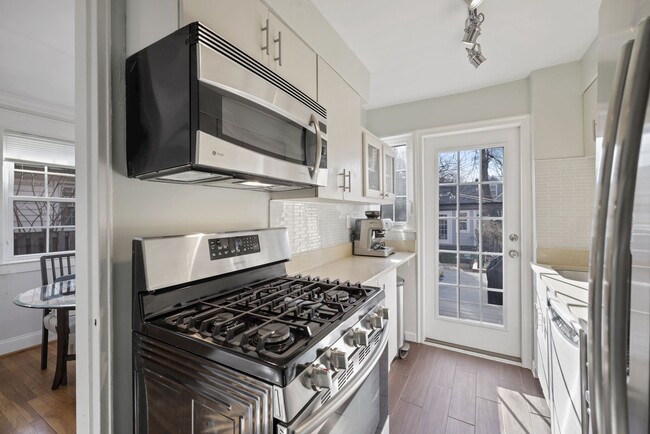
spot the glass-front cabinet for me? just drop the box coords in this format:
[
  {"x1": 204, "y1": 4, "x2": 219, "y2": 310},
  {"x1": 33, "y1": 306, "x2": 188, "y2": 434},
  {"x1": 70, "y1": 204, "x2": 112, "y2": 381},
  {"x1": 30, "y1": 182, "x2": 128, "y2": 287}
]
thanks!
[{"x1": 362, "y1": 129, "x2": 395, "y2": 202}]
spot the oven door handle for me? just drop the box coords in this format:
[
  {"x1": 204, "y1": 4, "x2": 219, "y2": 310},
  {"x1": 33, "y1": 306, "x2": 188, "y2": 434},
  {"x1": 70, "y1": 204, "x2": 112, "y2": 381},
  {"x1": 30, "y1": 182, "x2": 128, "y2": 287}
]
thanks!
[
  {"x1": 292, "y1": 326, "x2": 389, "y2": 434},
  {"x1": 309, "y1": 113, "x2": 322, "y2": 180}
]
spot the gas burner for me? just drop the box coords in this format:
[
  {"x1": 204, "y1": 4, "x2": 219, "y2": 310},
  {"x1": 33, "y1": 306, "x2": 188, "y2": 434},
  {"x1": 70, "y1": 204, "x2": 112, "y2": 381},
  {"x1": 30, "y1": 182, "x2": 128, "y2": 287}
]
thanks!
[
  {"x1": 259, "y1": 323, "x2": 291, "y2": 343},
  {"x1": 326, "y1": 290, "x2": 350, "y2": 303},
  {"x1": 253, "y1": 323, "x2": 296, "y2": 353},
  {"x1": 214, "y1": 312, "x2": 235, "y2": 324}
]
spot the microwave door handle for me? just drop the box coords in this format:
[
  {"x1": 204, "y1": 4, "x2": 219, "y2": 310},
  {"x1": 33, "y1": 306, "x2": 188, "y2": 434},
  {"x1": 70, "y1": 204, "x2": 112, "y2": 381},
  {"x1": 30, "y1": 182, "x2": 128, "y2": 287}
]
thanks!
[
  {"x1": 309, "y1": 114, "x2": 322, "y2": 180},
  {"x1": 291, "y1": 327, "x2": 389, "y2": 434},
  {"x1": 588, "y1": 39, "x2": 634, "y2": 434},
  {"x1": 607, "y1": 16, "x2": 650, "y2": 434}
]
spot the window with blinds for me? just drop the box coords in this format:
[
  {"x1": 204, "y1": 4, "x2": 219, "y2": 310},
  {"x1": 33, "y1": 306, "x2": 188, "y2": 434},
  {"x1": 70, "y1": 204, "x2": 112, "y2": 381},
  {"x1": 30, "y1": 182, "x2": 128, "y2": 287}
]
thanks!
[{"x1": 3, "y1": 132, "x2": 75, "y2": 259}]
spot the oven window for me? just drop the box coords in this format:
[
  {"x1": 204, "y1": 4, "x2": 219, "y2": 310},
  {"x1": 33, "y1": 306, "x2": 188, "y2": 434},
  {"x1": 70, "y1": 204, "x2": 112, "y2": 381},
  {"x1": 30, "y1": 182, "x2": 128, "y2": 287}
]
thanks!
[{"x1": 208, "y1": 92, "x2": 307, "y2": 165}]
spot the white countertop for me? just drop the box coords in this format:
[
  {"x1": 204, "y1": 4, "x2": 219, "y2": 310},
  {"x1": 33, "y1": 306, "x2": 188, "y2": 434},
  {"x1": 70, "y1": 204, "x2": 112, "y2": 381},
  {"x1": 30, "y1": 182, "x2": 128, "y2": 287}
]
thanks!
[{"x1": 290, "y1": 251, "x2": 416, "y2": 284}]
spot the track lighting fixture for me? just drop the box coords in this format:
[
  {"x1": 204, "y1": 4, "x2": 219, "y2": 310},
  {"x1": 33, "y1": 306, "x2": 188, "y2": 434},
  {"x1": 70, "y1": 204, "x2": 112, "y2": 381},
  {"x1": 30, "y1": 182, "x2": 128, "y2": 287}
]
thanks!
[
  {"x1": 461, "y1": 3, "x2": 487, "y2": 68},
  {"x1": 466, "y1": 44, "x2": 486, "y2": 68}
]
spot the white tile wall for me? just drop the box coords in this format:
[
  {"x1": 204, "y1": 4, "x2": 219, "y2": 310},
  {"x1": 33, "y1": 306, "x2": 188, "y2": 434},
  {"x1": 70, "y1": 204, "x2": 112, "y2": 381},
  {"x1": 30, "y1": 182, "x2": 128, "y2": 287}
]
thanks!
[
  {"x1": 270, "y1": 201, "x2": 377, "y2": 254},
  {"x1": 535, "y1": 156, "x2": 596, "y2": 249}
]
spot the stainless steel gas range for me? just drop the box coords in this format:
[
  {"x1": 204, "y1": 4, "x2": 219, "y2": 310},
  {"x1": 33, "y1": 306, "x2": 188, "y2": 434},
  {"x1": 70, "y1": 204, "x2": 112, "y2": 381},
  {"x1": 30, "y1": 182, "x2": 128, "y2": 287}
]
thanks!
[{"x1": 132, "y1": 228, "x2": 389, "y2": 434}]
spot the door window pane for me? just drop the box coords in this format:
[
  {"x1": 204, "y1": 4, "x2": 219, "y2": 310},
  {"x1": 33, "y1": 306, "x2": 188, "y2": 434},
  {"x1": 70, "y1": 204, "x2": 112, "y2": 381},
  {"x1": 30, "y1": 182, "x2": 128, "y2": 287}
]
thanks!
[
  {"x1": 481, "y1": 255, "x2": 503, "y2": 289},
  {"x1": 460, "y1": 219, "x2": 479, "y2": 251},
  {"x1": 395, "y1": 197, "x2": 407, "y2": 221},
  {"x1": 481, "y1": 220, "x2": 503, "y2": 253},
  {"x1": 481, "y1": 183, "x2": 503, "y2": 217},
  {"x1": 48, "y1": 175, "x2": 75, "y2": 198},
  {"x1": 13, "y1": 201, "x2": 47, "y2": 227},
  {"x1": 459, "y1": 185, "x2": 479, "y2": 216},
  {"x1": 50, "y1": 202, "x2": 76, "y2": 226},
  {"x1": 438, "y1": 219, "x2": 454, "y2": 250},
  {"x1": 14, "y1": 170, "x2": 46, "y2": 196},
  {"x1": 460, "y1": 287, "x2": 481, "y2": 321},
  {"x1": 438, "y1": 152, "x2": 458, "y2": 183},
  {"x1": 481, "y1": 147, "x2": 504, "y2": 181},
  {"x1": 439, "y1": 284, "x2": 458, "y2": 318},
  {"x1": 49, "y1": 228, "x2": 76, "y2": 252},
  {"x1": 439, "y1": 253, "x2": 458, "y2": 284},
  {"x1": 459, "y1": 150, "x2": 480, "y2": 183},
  {"x1": 439, "y1": 186, "x2": 457, "y2": 212}
]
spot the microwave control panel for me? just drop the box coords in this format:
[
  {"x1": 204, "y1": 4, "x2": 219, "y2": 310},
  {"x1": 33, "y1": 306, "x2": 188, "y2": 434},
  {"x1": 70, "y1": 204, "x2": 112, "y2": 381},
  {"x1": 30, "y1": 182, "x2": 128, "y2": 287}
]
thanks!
[{"x1": 208, "y1": 235, "x2": 260, "y2": 260}]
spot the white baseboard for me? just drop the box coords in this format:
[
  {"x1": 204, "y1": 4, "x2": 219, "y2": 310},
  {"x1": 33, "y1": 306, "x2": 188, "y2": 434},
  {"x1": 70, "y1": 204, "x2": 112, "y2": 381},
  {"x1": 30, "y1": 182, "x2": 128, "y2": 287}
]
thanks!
[
  {"x1": 0, "y1": 330, "x2": 55, "y2": 356},
  {"x1": 405, "y1": 331, "x2": 417, "y2": 342}
]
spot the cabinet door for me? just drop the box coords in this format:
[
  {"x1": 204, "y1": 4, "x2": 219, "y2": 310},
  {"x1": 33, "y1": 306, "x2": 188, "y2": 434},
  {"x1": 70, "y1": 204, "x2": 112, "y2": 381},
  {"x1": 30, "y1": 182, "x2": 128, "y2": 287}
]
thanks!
[
  {"x1": 269, "y1": 15, "x2": 317, "y2": 100},
  {"x1": 315, "y1": 58, "x2": 346, "y2": 200},
  {"x1": 382, "y1": 144, "x2": 396, "y2": 201},
  {"x1": 180, "y1": 0, "x2": 270, "y2": 65},
  {"x1": 377, "y1": 270, "x2": 398, "y2": 364},
  {"x1": 363, "y1": 130, "x2": 384, "y2": 199}
]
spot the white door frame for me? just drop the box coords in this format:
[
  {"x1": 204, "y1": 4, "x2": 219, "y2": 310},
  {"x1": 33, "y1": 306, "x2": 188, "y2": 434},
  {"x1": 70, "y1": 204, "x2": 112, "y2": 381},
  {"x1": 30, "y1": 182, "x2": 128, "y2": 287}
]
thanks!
[
  {"x1": 75, "y1": 0, "x2": 113, "y2": 432},
  {"x1": 414, "y1": 115, "x2": 533, "y2": 367}
]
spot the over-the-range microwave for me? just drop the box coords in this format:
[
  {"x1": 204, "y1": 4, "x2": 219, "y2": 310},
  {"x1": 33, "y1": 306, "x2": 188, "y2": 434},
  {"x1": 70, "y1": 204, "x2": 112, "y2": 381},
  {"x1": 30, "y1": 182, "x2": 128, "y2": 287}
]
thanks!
[{"x1": 125, "y1": 22, "x2": 328, "y2": 191}]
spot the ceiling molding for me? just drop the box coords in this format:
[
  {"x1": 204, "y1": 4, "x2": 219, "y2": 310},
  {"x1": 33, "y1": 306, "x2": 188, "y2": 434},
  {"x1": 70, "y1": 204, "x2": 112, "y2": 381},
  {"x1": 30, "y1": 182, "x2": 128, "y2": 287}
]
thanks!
[{"x1": 0, "y1": 90, "x2": 74, "y2": 123}]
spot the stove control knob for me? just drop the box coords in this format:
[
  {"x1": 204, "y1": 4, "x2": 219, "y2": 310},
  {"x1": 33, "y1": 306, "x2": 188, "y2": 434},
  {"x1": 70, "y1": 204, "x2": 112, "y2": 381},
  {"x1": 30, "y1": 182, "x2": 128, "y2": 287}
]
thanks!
[
  {"x1": 378, "y1": 306, "x2": 389, "y2": 320},
  {"x1": 369, "y1": 313, "x2": 383, "y2": 330},
  {"x1": 310, "y1": 364, "x2": 332, "y2": 391},
  {"x1": 329, "y1": 348, "x2": 348, "y2": 371},
  {"x1": 352, "y1": 328, "x2": 369, "y2": 347}
]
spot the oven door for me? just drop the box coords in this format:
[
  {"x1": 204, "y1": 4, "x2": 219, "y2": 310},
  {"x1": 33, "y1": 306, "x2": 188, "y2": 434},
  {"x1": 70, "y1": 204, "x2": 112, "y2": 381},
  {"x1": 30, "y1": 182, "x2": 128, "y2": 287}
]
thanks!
[
  {"x1": 278, "y1": 333, "x2": 389, "y2": 434},
  {"x1": 195, "y1": 80, "x2": 328, "y2": 187}
]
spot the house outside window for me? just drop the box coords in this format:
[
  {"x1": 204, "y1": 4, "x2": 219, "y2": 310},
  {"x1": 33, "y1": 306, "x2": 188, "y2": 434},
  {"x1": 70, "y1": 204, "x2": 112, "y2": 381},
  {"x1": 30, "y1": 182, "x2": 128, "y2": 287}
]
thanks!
[
  {"x1": 439, "y1": 217, "x2": 448, "y2": 239},
  {"x1": 380, "y1": 134, "x2": 414, "y2": 229},
  {"x1": 3, "y1": 132, "x2": 75, "y2": 262}
]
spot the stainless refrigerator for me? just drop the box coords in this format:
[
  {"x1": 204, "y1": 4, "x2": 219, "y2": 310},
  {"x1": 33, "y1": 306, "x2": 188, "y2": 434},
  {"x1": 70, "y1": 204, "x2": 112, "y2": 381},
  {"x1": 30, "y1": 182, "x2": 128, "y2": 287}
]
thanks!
[{"x1": 588, "y1": 0, "x2": 650, "y2": 433}]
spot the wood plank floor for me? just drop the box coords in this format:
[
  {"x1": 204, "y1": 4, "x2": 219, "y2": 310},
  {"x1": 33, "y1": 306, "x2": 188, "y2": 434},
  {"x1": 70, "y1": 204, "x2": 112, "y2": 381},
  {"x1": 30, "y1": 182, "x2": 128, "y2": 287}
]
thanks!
[
  {"x1": 389, "y1": 343, "x2": 550, "y2": 434},
  {"x1": 0, "y1": 342, "x2": 76, "y2": 434}
]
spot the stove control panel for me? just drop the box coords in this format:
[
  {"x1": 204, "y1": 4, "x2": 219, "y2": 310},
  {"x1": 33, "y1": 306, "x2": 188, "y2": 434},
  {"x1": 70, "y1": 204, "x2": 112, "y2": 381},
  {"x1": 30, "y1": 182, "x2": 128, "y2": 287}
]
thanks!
[{"x1": 208, "y1": 235, "x2": 260, "y2": 260}]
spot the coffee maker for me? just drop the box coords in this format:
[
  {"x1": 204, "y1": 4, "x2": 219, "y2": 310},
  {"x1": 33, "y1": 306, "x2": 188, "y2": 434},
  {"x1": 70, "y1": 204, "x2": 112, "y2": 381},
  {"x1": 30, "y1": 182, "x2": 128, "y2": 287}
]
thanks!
[{"x1": 353, "y1": 211, "x2": 395, "y2": 257}]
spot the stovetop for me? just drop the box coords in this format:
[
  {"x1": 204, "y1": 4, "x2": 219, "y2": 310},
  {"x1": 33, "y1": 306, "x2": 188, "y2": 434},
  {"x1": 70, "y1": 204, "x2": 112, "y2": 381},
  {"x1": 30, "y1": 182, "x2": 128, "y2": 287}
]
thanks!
[{"x1": 155, "y1": 275, "x2": 377, "y2": 365}]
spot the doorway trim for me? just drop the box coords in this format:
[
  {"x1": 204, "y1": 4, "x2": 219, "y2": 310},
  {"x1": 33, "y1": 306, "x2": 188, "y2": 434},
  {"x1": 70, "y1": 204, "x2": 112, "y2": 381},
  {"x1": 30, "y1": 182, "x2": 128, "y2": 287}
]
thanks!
[
  {"x1": 75, "y1": 0, "x2": 113, "y2": 432},
  {"x1": 414, "y1": 115, "x2": 533, "y2": 368}
]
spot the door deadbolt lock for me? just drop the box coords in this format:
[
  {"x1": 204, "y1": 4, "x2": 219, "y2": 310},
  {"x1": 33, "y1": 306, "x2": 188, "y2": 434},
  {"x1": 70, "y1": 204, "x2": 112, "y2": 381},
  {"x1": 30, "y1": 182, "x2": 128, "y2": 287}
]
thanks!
[
  {"x1": 509, "y1": 234, "x2": 519, "y2": 242},
  {"x1": 509, "y1": 250, "x2": 520, "y2": 258}
]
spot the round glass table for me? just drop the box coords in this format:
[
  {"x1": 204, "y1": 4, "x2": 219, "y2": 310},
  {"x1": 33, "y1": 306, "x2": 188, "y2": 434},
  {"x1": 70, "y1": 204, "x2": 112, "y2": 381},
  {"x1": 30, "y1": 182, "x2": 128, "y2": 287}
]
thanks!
[{"x1": 13, "y1": 279, "x2": 76, "y2": 390}]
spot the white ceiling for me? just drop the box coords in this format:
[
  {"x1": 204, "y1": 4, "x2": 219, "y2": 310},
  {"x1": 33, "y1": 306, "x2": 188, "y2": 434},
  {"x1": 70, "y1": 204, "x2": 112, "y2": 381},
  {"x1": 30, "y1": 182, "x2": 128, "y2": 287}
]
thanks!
[
  {"x1": 310, "y1": 0, "x2": 600, "y2": 109},
  {"x1": 0, "y1": 0, "x2": 75, "y2": 112}
]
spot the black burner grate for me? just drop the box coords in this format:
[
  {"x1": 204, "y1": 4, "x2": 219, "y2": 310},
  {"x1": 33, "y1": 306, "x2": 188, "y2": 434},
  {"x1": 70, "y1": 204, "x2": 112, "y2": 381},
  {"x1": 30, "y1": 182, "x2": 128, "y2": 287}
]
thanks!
[{"x1": 159, "y1": 275, "x2": 373, "y2": 361}]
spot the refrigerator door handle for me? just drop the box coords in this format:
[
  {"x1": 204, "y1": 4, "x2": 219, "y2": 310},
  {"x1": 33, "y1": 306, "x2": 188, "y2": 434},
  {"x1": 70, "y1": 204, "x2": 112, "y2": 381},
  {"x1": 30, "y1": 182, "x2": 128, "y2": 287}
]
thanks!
[
  {"x1": 606, "y1": 16, "x2": 650, "y2": 434},
  {"x1": 587, "y1": 39, "x2": 634, "y2": 434}
]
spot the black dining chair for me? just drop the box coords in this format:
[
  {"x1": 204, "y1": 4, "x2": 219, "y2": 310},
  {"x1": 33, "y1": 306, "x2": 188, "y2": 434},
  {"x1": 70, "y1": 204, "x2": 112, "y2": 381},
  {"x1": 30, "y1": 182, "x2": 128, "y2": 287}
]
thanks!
[{"x1": 39, "y1": 253, "x2": 75, "y2": 370}]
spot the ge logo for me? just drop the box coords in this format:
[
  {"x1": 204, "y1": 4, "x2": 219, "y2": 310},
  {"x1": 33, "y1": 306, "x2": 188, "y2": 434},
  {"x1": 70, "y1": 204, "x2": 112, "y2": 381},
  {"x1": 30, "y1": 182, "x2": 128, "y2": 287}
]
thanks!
[{"x1": 212, "y1": 151, "x2": 217, "y2": 156}]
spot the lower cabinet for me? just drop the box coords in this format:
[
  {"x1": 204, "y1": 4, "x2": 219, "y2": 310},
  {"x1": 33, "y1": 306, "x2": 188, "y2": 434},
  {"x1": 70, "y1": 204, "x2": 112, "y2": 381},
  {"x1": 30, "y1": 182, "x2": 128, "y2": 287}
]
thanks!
[{"x1": 367, "y1": 270, "x2": 398, "y2": 367}]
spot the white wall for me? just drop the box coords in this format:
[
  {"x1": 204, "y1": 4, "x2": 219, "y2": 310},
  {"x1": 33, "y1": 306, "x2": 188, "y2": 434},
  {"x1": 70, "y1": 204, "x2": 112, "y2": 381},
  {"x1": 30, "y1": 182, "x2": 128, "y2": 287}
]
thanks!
[
  {"x1": 366, "y1": 78, "x2": 530, "y2": 137},
  {"x1": 530, "y1": 61, "x2": 584, "y2": 160}
]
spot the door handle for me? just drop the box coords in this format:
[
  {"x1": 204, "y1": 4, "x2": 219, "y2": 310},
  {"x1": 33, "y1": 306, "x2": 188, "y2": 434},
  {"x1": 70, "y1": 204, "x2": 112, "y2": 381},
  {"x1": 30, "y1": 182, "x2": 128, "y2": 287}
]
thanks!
[
  {"x1": 274, "y1": 31, "x2": 282, "y2": 66},
  {"x1": 587, "y1": 39, "x2": 634, "y2": 434},
  {"x1": 309, "y1": 114, "x2": 322, "y2": 180},
  {"x1": 508, "y1": 250, "x2": 519, "y2": 258},
  {"x1": 261, "y1": 19, "x2": 269, "y2": 55},
  {"x1": 605, "y1": 16, "x2": 650, "y2": 434},
  {"x1": 509, "y1": 234, "x2": 519, "y2": 242}
]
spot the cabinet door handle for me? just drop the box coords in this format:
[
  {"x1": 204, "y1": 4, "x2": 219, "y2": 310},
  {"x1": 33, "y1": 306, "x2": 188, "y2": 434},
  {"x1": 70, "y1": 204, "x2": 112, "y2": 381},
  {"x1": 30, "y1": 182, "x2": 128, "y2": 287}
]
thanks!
[
  {"x1": 261, "y1": 19, "x2": 269, "y2": 55},
  {"x1": 339, "y1": 170, "x2": 347, "y2": 191},
  {"x1": 345, "y1": 170, "x2": 351, "y2": 192},
  {"x1": 274, "y1": 31, "x2": 282, "y2": 66}
]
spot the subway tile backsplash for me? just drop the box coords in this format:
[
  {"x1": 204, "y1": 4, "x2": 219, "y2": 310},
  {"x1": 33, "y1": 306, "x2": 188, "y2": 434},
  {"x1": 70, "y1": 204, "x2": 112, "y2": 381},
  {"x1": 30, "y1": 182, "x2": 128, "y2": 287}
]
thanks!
[
  {"x1": 535, "y1": 156, "x2": 596, "y2": 250},
  {"x1": 270, "y1": 201, "x2": 377, "y2": 254}
]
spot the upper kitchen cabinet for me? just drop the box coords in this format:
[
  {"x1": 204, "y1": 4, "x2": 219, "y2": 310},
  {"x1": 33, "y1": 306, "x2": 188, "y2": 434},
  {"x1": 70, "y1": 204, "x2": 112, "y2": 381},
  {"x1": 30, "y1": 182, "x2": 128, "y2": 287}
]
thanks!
[
  {"x1": 180, "y1": 0, "x2": 317, "y2": 100},
  {"x1": 317, "y1": 58, "x2": 364, "y2": 201},
  {"x1": 363, "y1": 130, "x2": 396, "y2": 203},
  {"x1": 268, "y1": 15, "x2": 317, "y2": 101}
]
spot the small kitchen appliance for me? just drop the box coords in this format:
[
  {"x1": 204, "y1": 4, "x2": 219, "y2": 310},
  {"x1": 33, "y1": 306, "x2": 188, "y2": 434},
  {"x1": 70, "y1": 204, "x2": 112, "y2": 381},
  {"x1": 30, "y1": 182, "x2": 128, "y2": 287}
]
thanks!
[
  {"x1": 353, "y1": 212, "x2": 395, "y2": 257},
  {"x1": 132, "y1": 228, "x2": 389, "y2": 434}
]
